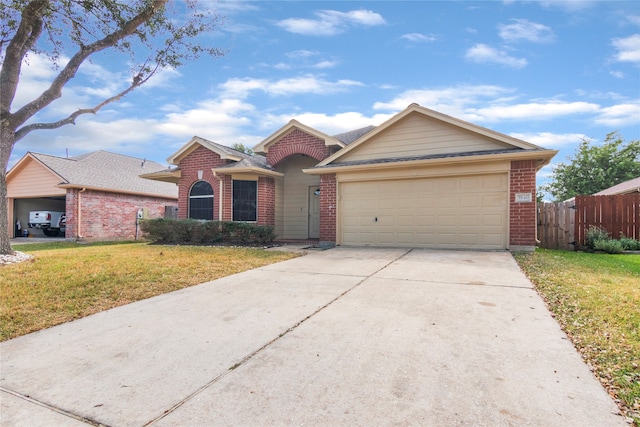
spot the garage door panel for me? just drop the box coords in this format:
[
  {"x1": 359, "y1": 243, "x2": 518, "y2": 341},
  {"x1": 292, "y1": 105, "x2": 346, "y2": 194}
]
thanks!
[{"x1": 340, "y1": 173, "x2": 507, "y2": 249}]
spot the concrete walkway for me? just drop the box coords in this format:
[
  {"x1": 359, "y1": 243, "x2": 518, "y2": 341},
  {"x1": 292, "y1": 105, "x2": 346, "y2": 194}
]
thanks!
[{"x1": 0, "y1": 248, "x2": 626, "y2": 426}]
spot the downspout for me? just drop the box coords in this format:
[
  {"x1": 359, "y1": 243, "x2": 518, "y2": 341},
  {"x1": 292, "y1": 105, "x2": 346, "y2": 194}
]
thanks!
[
  {"x1": 212, "y1": 171, "x2": 223, "y2": 221},
  {"x1": 77, "y1": 188, "x2": 86, "y2": 239}
]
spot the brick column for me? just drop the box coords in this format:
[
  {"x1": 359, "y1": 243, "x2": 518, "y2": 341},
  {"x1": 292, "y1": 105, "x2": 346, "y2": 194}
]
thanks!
[
  {"x1": 319, "y1": 173, "x2": 337, "y2": 246},
  {"x1": 257, "y1": 177, "x2": 275, "y2": 226},
  {"x1": 509, "y1": 160, "x2": 537, "y2": 251}
]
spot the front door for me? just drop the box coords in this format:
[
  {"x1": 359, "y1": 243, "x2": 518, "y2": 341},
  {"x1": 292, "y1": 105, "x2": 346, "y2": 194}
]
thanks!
[{"x1": 308, "y1": 186, "x2": 320, "y2": 239}]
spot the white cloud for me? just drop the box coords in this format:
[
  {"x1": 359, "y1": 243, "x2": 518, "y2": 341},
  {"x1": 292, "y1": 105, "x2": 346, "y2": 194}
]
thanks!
[
  {"x1": 312, "y1": 60, "x2": 339, "y2": 69},
  {"x1": 219, "y1": 75, "x2": 364, "y2": 98},
  {"x1": 276, "y1": 9, "x2": 385, "y2": 36},
  {"x1": 594, "y1": 102, "x2": 640, "y2": 126},
  {"x1": 609, "y1": 70, "x2": 625, "y2": 79},
  {"x1": 470, "y1": 101, "x2": 600, "y2": 122},
  {"x1": 509, "y1": 132, "x2": 587, "y2": 148},
  {"x1": 465, "y1": 44, "x2": 528, "y2": 68},
  {"x1": 373, "y1": 85, "x2": 514, "y2": 117},
  {"x1": 612, "y1": 34, "x2": 640, "y2": 63},
  {"x1": 498, "y1": 19, "x2": 555, "y2": 43},
  {"x1": 401, "y1": 33, "x2": 437, "y2": 43},
  {"x1": 261, "y1": 111, "x2": 392, "y2": 136},
  {"x1": 286, "y1": 50, "x2": 319, "y2": 58}
]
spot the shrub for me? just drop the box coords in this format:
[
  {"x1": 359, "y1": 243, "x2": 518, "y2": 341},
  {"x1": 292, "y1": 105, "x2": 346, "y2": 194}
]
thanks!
[
  {"x1": 140, "y1": 219, "x2": 276, "y2": 246},
  {"x1": 619, "y1": 236, "x2": 640, "y2": 251},
  {"x1": 585, "y1": 226, "x2": 610, "y2": 250},
  {"x1": 593, "y1": 238, "x2": 624, "y2": 254}
]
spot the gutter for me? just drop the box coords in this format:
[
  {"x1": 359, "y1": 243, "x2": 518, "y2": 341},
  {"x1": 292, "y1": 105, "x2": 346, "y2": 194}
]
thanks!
[{"x1": 77, "y1": 188, "x2": 86, "y2": 239}]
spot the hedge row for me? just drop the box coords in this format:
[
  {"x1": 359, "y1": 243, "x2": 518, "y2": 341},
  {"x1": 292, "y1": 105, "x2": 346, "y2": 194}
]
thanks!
[{"x1": 140, "y1": 218, "x2": 276, "y2": 245}]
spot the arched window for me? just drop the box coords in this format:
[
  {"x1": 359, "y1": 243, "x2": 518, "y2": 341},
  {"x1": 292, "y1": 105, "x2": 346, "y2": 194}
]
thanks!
[{"x1": 189, "y1": 181, "x2": 214, "y2": 220}]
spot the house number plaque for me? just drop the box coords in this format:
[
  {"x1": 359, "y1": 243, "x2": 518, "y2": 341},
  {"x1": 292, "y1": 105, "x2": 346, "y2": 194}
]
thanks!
[{"x1": 515, "y1": 193, "x2": 533, "y2": 203}]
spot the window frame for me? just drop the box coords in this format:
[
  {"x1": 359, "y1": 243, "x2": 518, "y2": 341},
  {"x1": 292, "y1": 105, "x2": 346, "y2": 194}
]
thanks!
[
  {"x1": 188, "y1": 180, "x2": 214, "y2": 220},
  {"x1": 232, "y1": 180, "x2": 257, "y2": 222}
]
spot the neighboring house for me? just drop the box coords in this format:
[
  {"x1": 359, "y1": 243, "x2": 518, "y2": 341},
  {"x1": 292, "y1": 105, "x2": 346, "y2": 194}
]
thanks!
[
  {"x1": 593, "y1": 177, "x2": 640, "y2": 196},
  {"x1": 7, "y1": 151, "x2": 178, "y2": 240},
  {"x1": 142, "y1": 104, "x2": 557, "y2": 251}
]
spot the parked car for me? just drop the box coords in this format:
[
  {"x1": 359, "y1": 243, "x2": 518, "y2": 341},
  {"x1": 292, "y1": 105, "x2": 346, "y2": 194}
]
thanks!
[{"x1": 28, "y1": 211, "x2": 66, "y2": 237}]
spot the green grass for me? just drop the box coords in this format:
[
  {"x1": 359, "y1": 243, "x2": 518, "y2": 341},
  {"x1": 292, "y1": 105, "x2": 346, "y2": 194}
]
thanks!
[
  {"x1": 1, "y1": 242, "x2": 300, "y2": 342},
  {"x1": 514, "y1": 249, "x2": 640, "y2": 425}
]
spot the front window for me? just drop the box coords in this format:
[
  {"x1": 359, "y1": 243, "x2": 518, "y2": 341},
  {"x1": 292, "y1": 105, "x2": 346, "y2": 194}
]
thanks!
[
  {"x1": 189, "y1": 181, "x2": 214, "y2": 220},
  {"x1": 233, "y1": 180, "x2": 257, "y2": 221}
]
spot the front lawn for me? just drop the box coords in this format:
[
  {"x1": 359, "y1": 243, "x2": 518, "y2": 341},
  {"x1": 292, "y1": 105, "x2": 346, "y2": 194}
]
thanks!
[
  {"x1": 514, "y1": 249, "x2": 639, "y2": 425},
  {"x1": 1, "y1": 242, "x2": 300, "y2": 342}
]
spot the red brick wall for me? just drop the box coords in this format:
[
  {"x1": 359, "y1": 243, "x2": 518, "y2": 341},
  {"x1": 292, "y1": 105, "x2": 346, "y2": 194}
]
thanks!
[
  {"x1": 319, "y1": 174, "x2": 337, "y2": 243},
  {"x1": 266, "y1": 129, "x2": 331, "y2": 166},
  {"x1": 66, "y1": 188, "x2": 175, "y2": 240},
  {"x1": 509, "y1": 160, "x2": 537, "y2": 247},
  {"x1": 177, "y1": 145, "x2": 231, "y2": 219},
  {"x1": 257, "y1": 177, "x2": 275, "y2": 226}
]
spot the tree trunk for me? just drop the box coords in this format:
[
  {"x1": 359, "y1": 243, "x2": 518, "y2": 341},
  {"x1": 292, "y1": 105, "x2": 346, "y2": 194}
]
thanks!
[{"x1": 0, "y1": 125, "x2": 15, "y2": 255}]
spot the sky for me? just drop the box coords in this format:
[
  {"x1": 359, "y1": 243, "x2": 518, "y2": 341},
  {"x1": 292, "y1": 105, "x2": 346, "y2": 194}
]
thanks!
[{"x1": 8, "y1": 0, "x2": 640, "y2": 194}]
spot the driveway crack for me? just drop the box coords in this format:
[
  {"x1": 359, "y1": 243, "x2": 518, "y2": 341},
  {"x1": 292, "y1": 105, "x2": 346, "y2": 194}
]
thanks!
[{"x1": 144, "y1": 249, "x2": 412, "y2": 426}]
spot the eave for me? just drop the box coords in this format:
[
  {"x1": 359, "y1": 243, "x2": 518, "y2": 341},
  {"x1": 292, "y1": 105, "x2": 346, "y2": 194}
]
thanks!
[
  {"x1": 303, "y1": 149, "x2": 558, "y2": 175},
  {"x1": 139, "y1": 169, "x2": 182, "y2": 184},
  {"x1": 211, "y1": 166, "x2": 284, "y2": 178}
]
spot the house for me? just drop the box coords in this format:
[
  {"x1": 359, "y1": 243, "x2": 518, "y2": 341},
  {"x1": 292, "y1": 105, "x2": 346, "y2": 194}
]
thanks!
[
  {"x1": 142, "y1": 104, "x2": 557, "y2": 251},
  {"x1": 593, "y1": 177, "x2": 640, "y2": 196},
  {"x1": 7, "y1": 151, "x2": 178, "y2": 240}
]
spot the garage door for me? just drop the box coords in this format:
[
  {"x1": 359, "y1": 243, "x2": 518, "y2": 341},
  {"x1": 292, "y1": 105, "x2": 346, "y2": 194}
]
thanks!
[{"x1": 340, "y1": 174, "x2": 508, "y2": 249}]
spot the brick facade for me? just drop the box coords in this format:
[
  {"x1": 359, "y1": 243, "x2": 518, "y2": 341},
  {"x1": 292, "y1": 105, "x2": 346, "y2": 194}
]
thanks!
[
  {"x1": 319, "y1": 174, "x2": 337, "y2": 243},
  {"x1": 509, "y1": 160, "x2": 537, "y2": 249},
  {"x1": 65, "y1": 188, "x2": 175, "y2": 240},
  {"x1": 266, "y1": 129, "x2": 331, "y2": 167},
  {"x1": 177, "y1": 145, "x2": 232, "y2": 220},
  {"x1": 257, "y1": 177, "x2": 276, "y2": 226}
]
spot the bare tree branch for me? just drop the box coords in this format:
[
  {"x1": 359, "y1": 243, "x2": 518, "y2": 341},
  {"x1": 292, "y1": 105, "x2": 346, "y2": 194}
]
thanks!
[
  {"x1": 14, "y1": 67, "x2": 157, "y2": 141},
  {"x1": 10, "y1": 0, "x2": 168, "y2": 129}
]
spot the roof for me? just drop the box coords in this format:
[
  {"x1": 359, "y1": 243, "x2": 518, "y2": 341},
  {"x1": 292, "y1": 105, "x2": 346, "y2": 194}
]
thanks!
[
  {"x1": 253, "y1": 120, "x2": 344, "y2": 154},
  {"x1": 304, "y1": 148, "x2": 554, "y2": 175},
  {"x1": 12, "y1": 151, "x2": 178, "y2": 199},
  {"x1": 332, "y1": 125, "x2": 376, "y2": 145},
  {"x1": 166, "y1": 136, "x2": 258, "y2": 165},
  {"x1": 317, "y1": 104, "x2": 547, "y2": 167},
  {"x1": 594, "y1": 177, "x2": 640, "y2": 195}
]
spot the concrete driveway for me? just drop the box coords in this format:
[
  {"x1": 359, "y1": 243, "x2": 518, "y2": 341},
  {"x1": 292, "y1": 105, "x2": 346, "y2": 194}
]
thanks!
[{"x1": 0, "y1": 248, "x2": 626, "y2": 426}]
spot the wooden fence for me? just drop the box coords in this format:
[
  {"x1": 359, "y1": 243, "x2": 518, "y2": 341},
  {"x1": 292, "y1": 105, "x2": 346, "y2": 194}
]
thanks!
[
  {"x1": 537, "y1": 201, "x2": 575, "y2": 250},
  {"x1": 537, "y1": 193, "x2": 640, "y2": 250},
  {"x1": 575, "y1": 193, "x2": 640, "y2": 245}
]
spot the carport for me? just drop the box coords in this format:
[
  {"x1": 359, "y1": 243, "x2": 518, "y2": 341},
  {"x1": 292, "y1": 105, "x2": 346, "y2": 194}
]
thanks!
[{"x1": 7, "y1": 154, "x2": 68, "y2": 238}]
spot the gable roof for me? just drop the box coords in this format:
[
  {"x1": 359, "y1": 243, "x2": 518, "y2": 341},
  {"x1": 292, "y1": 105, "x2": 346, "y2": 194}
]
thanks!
[
  {"x1": 317, "y1": 104, "x2": 546, "y2": 167},
  {"x1": 333, "y1": 125, "x2": 376, "y2": 145},
  {"x1": 253, "y1": 119, "x2": 344, "y2": 155},
  {"x1": 167, "y1": 136, "x2": 253, "y2": 165},
  {"x1": 8, "y1": 151, "x2": 178, "y2": 199},
  {"x1": 594, "y1": 177, "x2": 640, "y2": 195}
]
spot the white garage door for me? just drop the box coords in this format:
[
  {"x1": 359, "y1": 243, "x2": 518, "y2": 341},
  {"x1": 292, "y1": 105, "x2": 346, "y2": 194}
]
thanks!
[{"x1": 340, "y1": 174, "x2": 508, "y2": 249}]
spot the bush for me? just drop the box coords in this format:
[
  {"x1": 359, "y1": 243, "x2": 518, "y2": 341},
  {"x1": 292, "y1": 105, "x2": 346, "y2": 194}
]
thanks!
[
  {"x1": 140, "y1": 219, "x2": 276, "y2": 245},
  {"x1": 585, "y1": 226, "x2": 610, "y2": 250},
  {"x1": 619, "y1": 236, "x2": 640, "y2": 251},
  {"x1": 593, "y1": 238, "x2": 624, "y2": 254}
]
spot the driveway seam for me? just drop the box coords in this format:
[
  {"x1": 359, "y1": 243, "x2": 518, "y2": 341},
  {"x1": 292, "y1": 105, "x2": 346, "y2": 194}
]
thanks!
[
  {"x1": 143, "y1": 248, "x2": 413, "y2": 426},
  {"x1": 0, "y1": 387, "x2": 103, "y2": 426}
]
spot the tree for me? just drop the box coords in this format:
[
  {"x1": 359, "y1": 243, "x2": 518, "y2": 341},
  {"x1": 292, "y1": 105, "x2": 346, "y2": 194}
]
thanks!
[
  {"x1": 541, "y1": 132, "x2": 640, "y2": 201},
  {"x1": 0, "y1": 0, "x2": 224, "y2": 254},
  {"x1": 232, "y1": 142, "x2": 253, "y2": 156}
]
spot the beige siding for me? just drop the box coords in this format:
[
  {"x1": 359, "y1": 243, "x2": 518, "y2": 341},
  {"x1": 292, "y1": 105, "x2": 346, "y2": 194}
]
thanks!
[
  {"x1": 340, "y1": 113, "x2": 511, "y2": 162},
  {"x1": 339, "y1": 173, "x2": 508, "y2": 249},
  {"x1": 274, "y1": 176, "x2": 284, "y2": 238},
  {"x1": 276, "y1": 156, "x2": 320, "y2": 239},
  {"x1": 8, "y1": 158, "x2": 66, "y2": 198}
]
